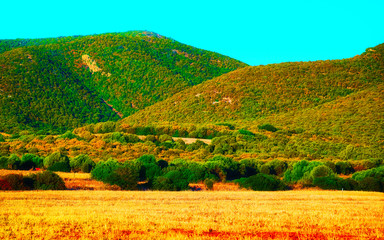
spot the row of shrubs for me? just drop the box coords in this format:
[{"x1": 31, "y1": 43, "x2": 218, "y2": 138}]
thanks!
[
  {"x1": 0, "y1": 171, "x2": 66, "y2": 190},
  {"x1": 90, "y1": 155, "x2": 384, "y2": 192},
  {"x1": 0, "y1": 152, "x2": 95, "y2": 173}
]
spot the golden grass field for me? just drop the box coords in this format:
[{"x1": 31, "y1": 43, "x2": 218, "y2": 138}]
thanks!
[{"x1": 0, "y1": 190, "x2": 383, "y2": 240}]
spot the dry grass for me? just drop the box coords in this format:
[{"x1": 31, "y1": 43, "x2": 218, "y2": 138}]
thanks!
[{"x1": 0, "y1": 190, "x2": 383, "y2": 239}]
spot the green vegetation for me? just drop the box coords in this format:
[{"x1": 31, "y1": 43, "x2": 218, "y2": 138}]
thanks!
[
  {"x1": 0, "y1": 171, "x2": 66, "y2": 190},
  {"x1": 0, "y1": 31, "x2": 247, "y2": 133}
]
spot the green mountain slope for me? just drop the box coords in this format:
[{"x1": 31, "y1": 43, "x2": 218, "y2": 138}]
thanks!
[
  {"x1": 0, "y1": 31, "x2": 247, "y2": 133},
  {"x1": 124, "y1": 43, "x2": 384, "y2": 145}
]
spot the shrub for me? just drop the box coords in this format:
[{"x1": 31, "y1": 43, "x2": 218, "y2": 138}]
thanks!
[
  {"x1": 358, "y1": 177, "x2": 382, "y2": 192},
  {"x1": 238, "y1": 129, "x2": 255, "y2": 136},
  {"x1": 235, "y1": 173, "x2": 286, "y2": 191},
  {"x1": 59, "y1": 131, "x2": 79, "y2": 140},
  {"x1": 204, "y1": 179, "x2": 215, "y2": 190},
  {"x1": 91, "y1": 159, "x2": 120, "y2": 182},
  {"x1": 266, "y1": 159, "x2": 288, "y2": 176},
  {"x1": 153, "y1": 170, "x2": 190, "y2": 191},
  {"x1": 258, "y1": 124, "x2": 278, "y2": 132},
  {"x1": 7, "y1": 154, "x2": 21, "y2": 170},
  {"x1": 70, "y1": 154, "x2": 95, "y2": 172},
  {"x1": 336, "y1": 161, "x2": 355, "y2": 175},
  {"x1": 259, "y1": 164, "x2": 271, "y2": 175},
  {"x1": 3, "y1": 174, "x2": 25, "y2": 190},
  {"x1": 313, "y1": 176, "x2": 356, "y2": 190},
  {"x1": 32, "y1": 171, "x2": 66, "y2": 190},
  {"x1": 159, "y1": 134, "x2": 173, "y2": 143},
  {"x1": 20, "y1": 154, "x2": 43, "y2": 170},
  {"x1": 105, "y1": 162, "x2": 139, "y2": 190},
  {"x1": 0, "y1": 134, "x2": 4, "y2": 142},
  {"x1": 43, "y1": 152, "x2": 69, "y2": 169},
  {"x1": 0, "y1": 179, "x2": 11, "y2": 190},
  {"x1": 47, "y1": 161, "x2": 71, "y2": 172},
  {"x1": 205, "y1": 155, "x2": 239, "y2": 181},
  {"x1": 0, "y1": 156, "x2": 8, "y2": 169},
  {"x1": 284, "y1": 160, "x2": 323, "y2": 183},
  {"x1": 239, "y1": 159, "x2": 260, "y2": 178}
]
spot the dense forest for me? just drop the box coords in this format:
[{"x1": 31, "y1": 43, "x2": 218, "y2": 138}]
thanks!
[{"x1": 0, "y1": 31, "x2": 247, "y2": 133}]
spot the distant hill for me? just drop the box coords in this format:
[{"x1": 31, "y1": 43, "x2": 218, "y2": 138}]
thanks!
[
  {"x1": 124, "y1": 43, "x2": 384, "y2": 145},
  {"x1": 0, "y1": 31, "x2": 247, "y2": 133}
]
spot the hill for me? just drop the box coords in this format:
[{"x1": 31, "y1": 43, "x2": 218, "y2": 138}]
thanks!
[
  {"x1": 0, "y1": 31, "x2": 247, "y2": 133},
  {"x1": 123, "y1": 43, "x2": 384, "y2": 146}
]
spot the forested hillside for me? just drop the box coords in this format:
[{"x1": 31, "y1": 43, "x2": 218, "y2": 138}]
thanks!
[
  {"x1": 124, "y1": 43, "x2": 384, "y2": 146},
  {"x1": 0, "y1": 31, "x2": 247, "y2": 133}
]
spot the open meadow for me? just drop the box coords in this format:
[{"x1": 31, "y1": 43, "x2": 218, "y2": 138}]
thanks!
[{"x1": 0, "y1": 190, "x2": 383, "y2": 239}]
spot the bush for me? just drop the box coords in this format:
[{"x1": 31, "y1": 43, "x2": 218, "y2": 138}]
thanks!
[
  {"x1": 159, "y1": 134, "x2": 173, "y2": 143},
  {"x1": 336, "y1": 161, "x2": 355, "y2": 175},
  {"x1": 266, "y1": 159, "x2": 288, "y2": 176},
  {"x1": 204, "y1": 179, "x2": 215, "y2": 190},
  {"x1": 7, "y1": 154, "x2": 21, "y2": 170},
  {"x1": 0, "y1": 179, "x2": 11, "y2": 190},
  {"x1": 3, "y1": 174, "x2": 25, "y2": 190},
  {"x1": 43, "y1": 152, "x2": 69, "y2": 169},
  {"x1": 47, "y1": 161, "x2": 71, "y2": 172},
  {"x1": 284, "y1": 160, "x2": 323, "y2": 183},
  {"x1": 153, "y1": 170, "x2": 190, "y2": 191},
  {"x1": 20, "y1": 154, "x2": 43, "y2": 170},
  {"x1": 235, "y1": 173, "x2": 286, "y2": 191},
  {"x1": 32, "y1": 171, "x2": 66, "y2": 190},
  {"x1": 205, "y1": 155, "x2": 239, "y2": 181},
  {"x1": 258, "y1": 124, "x2": 278, "y2": 132},
  {"x1": 91, "y1": 159, "x2": 120, "y2": 182},
  {"x1": 358, "y1": 177, "x2": 382, "y2": 192},
  {"x1": 0, "y1": 134, "x2": 5, "y2": 142},
  {"x1": 70, "y1": 154, "x2": 95, "y2": 172},
  {"x1": 313, "y1": 175, "x2": 356, "y2": 190},
  {"x1": 238, "y1": 129, "x2": 255, "y2": 136},
  {"x1": 0, "y1": 156, "x2": 8, "y2": 169},
  {"x1": 59, "y1": 131, "x2": 79, "y2": 140},
  {"x1": 105, "y1": 162, "x2": 139, "y2": 190},
  {"x1": 239, "y1": 159, "x2": 260, "y2": 178}
]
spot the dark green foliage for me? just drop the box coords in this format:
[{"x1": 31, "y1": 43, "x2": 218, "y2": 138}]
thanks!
[
  {"x1": 238, "y1": 129, "x2": 255, "y2": 136},
  {"x1": 91, "y1": 159, "x2": 120, "y2": 182},
  {"x1": 43, "y1": 152, "x2": 69, "y2": 169},
  {"x1": 357, "y1": 177, "x2": 382, "y2": 192},
  {"x1": 0, "y1": 156, "x2": 8, "y2": 169},
  {"x1": 313, "y1": 176, "x2": 356, "y2": 190},
  {"x1": 283, "y1": 160, "x2": 323, "y2": 183},
  {"x1": 336, "y1": 161, "x2": 355, "y2": 175},
  {"x1": 32, "y1": 171, "x2": 66, "y2": 190},
  {"x1": 7, "y1": 154, "x2": 21, "y2": 170},
  {"x1": 136, "y1": 155, "x2": 161, "y2": 183},
  {"x1": 239, "y1": 159, "x2": 260, "y2": 178},
  {"x1": 105, "y1": 162, "x2": 139, "y2": 190},
  {"x1": 352, "y1": 166, "x2": 384, "y2": 181},
  {"x1": 258, "y1": 124, "x2": 278, "y2": 132},
  {"x1": 0, "y1": 134, "x2": 4, "y2": 142},
  {"x1": 205, "y1": 155, "x2": 239, "y2": 181},
  {"x1": 20, "y1": 154, "x2": 43, "y2": 170},
  {"x1": 235, "y1": 173, "x2": 286, "y2": 191},
  {"x1": 47, "y1": 161, "x2": 71, "y2": 172},
  {"x1": 265, "y1": 159, "x2": 288, "y2": 176},
  {"x1": 59, "y1": 131, "x2": 80, "y2": 140},
  {"x1": 70, "y1": 154, "x2": 96, "y2": 173},
  {"x1": 153, "y1": 170, "x2": 190, "y2": 191}
]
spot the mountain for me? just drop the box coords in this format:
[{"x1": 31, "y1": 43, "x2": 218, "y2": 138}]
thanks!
[
  {"x1": 123, "y1": 43, "x2": 384, "y2": 145},
  {"x1": 0, "y1": 31, "x2": 247, "y2": 133}
]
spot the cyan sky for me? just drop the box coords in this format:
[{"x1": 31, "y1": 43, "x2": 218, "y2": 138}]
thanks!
[{"x1": 1, "y1": 0, "x2": 383, "y2": 66}]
